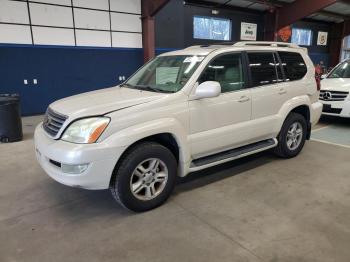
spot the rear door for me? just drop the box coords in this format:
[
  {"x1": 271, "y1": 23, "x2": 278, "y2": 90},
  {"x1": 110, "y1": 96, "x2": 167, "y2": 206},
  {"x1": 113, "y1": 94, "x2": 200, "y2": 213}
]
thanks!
[{"x1": 248, "y1": 51, "x2": 288, "y2": 140}]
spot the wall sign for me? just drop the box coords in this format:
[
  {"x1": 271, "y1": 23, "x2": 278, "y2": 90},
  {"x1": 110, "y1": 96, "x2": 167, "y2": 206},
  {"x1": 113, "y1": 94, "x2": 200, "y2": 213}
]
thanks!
[
  {"x1": 277, "y1": 26, "x2": 292, "y2": 42},
  {"x1": 317, "y1": 31, "x2": 328, "y2": 46},
  {"x1": 240, "y1": 22, "x2": 257, "y2": 41}
]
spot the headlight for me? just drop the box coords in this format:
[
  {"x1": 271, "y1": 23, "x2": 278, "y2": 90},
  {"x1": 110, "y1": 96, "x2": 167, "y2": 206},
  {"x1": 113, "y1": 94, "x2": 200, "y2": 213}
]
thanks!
[{"x1": 62, "y1": 117, "x2": 110, "y2": 144}]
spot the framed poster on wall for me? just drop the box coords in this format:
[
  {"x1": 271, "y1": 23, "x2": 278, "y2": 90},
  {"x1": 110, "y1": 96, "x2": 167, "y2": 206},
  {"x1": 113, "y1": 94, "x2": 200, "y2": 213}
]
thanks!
[
  {"x1": 240, "y1": 22, "x2": 257, "y2": 41},
  {"x1": 277, "y1": 26, "x2": 292, "y2": 42},
  {"x1": 317, "y1": 31, "x2": 328, "y2": 46}
]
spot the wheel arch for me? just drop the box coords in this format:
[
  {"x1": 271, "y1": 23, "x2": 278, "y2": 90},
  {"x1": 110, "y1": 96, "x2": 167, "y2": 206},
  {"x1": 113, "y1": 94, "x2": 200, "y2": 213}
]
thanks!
[
  {"x1": 278, "y1": 96, "x2": 312, "y2": 139},
  {"x1": 106, "y1": 118, "x2": 190, "y2": 182},
  {"x1": 110, "y1": 132, "x2": 184, "y2": 187},
  {"x1": 287, "y1": 104, "x2": 311, "y2": 139},
  {"x1": 290, "y1": 105, "x2": 310, "y2": 122},
  {"x1": 127, "y1": 133, "x2": 180, "y2": 162}
]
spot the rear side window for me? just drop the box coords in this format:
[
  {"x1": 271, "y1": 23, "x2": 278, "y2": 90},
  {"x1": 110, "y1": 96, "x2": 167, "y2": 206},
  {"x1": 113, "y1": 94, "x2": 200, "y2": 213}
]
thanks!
[
  {"x1": 247, "y1": 52, "x2": 277, "y2": 87},
  {"x1": 278, "y1": 51, "x2": 307, "y2": 81}
]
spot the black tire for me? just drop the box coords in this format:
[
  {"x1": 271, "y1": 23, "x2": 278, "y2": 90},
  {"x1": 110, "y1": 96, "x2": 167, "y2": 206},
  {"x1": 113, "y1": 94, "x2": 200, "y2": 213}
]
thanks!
[
  {"x1": 110, "y1": 141, "x2": 177, "y2": 212},
  {"x1": 274, "y1": 112, "x2": 307, "y2": 158}
]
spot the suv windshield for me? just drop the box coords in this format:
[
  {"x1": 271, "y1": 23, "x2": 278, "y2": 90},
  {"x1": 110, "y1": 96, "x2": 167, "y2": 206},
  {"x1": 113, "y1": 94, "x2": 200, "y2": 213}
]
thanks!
[
  {"x1": 123, "y1": 55, "x2": 205, "y2": 93},
  {"x1": 328, "y1": 60, "x2": 350, "y2": 79}
]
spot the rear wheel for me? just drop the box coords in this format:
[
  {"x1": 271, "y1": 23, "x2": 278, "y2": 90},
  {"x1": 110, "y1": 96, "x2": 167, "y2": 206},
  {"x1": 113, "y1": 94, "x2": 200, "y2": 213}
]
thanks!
[
  {"x1": 274, "y1": 112, "x2": 307, "y2": 158},
  {"x1": 110, "y1": 142, "x2": 177, "y2": 212}
]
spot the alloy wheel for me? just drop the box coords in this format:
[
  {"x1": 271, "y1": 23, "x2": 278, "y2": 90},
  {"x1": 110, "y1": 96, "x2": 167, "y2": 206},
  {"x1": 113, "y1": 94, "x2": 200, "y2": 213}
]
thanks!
[
  {"x1": 286, "y1": 122, "x2": 303, "y2": 151},
  {"x1": 130, "y1": 158, "x2": 168, "y2": 201}
]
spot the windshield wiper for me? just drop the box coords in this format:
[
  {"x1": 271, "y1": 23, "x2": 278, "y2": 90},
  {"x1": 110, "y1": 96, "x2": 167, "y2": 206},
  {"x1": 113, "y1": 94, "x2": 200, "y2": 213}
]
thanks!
[
  {"x1": 121, "y1": 83, "x2": 174, "y2": 93},
  {"x1": 133, "y1": 85, "x2": 174, "y2": 93},
  {"x1": 120, "y1": 83, "x2": 134, "y2": 88}
]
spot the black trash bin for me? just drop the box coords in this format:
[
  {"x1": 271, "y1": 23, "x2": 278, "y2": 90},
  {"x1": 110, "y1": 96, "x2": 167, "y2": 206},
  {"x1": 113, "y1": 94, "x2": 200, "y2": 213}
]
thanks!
[{"x1": 0, "y1": 94, "x2": 23, "y2": 142}]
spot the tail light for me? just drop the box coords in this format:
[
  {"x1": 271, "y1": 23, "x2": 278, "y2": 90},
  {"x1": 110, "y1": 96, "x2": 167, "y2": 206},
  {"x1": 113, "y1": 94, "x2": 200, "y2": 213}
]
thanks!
[
  {"x1": 316, "y1": 77, "x2": 321, "y2": 91},
  {"x1": 315, "y1": 69, "x2": 321, "y2": 91}
]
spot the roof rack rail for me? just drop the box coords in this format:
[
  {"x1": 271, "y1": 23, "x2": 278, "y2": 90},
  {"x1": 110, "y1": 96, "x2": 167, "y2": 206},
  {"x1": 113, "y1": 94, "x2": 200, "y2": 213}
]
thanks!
[
  {"x1": 185, "y1": 43, "x2": 232, "y2": 49},
  {"x1": 233, "y1": 41, "x2": 300, "y2": 48}
]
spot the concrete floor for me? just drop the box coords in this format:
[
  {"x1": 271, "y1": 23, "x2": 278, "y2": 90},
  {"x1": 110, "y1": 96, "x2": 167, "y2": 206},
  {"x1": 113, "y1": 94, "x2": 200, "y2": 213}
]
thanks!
[{"x1": 1, "y1": 115, "x2": 350, "y2": 262}]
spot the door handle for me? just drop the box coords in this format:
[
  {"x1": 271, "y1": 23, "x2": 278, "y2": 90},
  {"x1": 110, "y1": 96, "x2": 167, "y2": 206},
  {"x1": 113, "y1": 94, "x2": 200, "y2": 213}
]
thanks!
[
  {"x1": 278, "y1": 88, "x2": 287, "y2": 95},
  {"x1": 238, "y1": 96, "x2": 250, "y2": 103}
]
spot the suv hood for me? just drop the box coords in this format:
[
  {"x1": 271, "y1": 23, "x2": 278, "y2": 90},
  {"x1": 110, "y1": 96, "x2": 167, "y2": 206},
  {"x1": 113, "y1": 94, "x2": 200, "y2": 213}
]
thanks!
[
  {"x1": 50, "y1": 87, "x2": 166, "y2": 118},
  {"x1": 321, "y1": 78, "x2": 350, "y2": 92}
]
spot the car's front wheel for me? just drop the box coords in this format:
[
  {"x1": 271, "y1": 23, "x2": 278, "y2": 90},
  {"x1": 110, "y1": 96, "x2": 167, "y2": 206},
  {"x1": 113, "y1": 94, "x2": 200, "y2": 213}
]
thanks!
[
  {"x1": 110, "y1": 142, "x2": 177, "y2": 212},
  {"x1": 274, "y1": 112, "x2": 307, "y2": 158}
]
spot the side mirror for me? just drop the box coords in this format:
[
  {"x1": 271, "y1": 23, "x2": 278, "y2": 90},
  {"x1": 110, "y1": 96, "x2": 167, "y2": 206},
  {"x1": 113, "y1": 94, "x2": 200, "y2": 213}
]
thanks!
[
  {"x1": 321, "y1": 74, "x2": 327, "y2": 80},
  {"x1": 193, "y1": 81, "x2": 221, "y2": 100}
]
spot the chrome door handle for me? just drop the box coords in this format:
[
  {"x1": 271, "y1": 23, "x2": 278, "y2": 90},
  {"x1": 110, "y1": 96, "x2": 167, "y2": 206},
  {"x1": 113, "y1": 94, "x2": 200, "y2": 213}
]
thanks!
[
  {"x1": 238, "y1": 96, "x2": 250, "y2": 102},
  {"x1": 278, "y1": 88, "x2": 287, "y2": 95}
]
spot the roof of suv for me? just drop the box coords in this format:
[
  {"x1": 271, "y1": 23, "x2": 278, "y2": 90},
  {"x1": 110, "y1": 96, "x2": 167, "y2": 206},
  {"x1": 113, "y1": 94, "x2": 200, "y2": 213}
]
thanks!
[{"x1": 160, "y1": 41, "x2": 307, "y2": 57}]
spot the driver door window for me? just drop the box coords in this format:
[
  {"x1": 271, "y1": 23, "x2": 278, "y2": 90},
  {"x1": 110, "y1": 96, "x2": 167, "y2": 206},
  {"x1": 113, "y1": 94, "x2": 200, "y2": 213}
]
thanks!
[{"x1": 199, "y1": 53, "x2": 245, "y2": 93}]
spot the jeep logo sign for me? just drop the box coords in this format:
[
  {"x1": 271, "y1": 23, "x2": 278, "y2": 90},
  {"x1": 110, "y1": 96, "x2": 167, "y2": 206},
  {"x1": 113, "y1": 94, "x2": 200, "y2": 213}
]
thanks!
[{"x1": 241, "y1": 22, "x2": 257, "y2": 41}]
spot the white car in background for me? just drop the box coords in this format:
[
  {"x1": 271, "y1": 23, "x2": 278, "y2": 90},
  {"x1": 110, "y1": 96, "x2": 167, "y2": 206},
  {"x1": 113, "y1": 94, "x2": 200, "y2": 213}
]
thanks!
[{"x1": 320, "y1": 59, "x2": 350, "y2": 118}]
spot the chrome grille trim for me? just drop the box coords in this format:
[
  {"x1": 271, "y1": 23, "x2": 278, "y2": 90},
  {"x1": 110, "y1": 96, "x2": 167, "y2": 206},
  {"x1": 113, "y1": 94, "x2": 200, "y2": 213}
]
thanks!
[
  {"x1": 319, "y1": 90, "x2": 349, "y2": 101},
  {"x1": 43, "y1": 107, "x2": 67, "y2": 137}
]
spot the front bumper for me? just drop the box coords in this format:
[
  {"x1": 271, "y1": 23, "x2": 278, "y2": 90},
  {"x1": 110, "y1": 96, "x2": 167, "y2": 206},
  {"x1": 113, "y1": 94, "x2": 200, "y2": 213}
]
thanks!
[
  {"x1": 34, "y1": 124, "x2": 126, "y2": 190},
  {"x1": 320, "y1": 99, "x2": 350, "y2": 118}
]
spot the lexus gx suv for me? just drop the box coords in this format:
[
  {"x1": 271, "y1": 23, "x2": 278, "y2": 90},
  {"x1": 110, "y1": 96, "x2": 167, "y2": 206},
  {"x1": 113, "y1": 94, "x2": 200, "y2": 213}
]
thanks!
[{"x1": 34, "y1": 41, "x2": 322, "y2": 212}]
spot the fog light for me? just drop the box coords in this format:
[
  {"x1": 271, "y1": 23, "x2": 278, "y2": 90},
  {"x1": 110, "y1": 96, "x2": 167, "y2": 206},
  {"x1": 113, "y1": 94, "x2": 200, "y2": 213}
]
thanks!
[{"x1": 61, "y1": 163, "x2": 89, "y2": 174}]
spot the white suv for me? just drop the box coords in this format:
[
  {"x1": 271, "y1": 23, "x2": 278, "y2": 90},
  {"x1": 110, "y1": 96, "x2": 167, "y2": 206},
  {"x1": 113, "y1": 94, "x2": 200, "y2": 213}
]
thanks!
[
  {"x1": 34, "y1": 41, "x2": 322, "y2": 212},
  {"x1": 320, "y1": 59, "x2": 350, "y2": 118}
]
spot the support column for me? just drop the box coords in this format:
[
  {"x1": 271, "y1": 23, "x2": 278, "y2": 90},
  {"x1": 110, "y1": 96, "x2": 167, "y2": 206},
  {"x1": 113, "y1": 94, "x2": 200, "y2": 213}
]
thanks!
[
  {"x1": 344, "y1": 19, "x2": 350, "y2": 37},
  {"x1": 264, "y1": 10, "x2": 278, "y2": 41},
  {"x1": 141, "y1": 0, "x2": 169, "y2": 63},
  {"x1": 329, "y1": 22, "x2": 345, "y2": 67},
  {"x1": 142, "y1": 16, "x2": 155, "y2": 63},
  {"x1": 329, "y1": 19, "x2": 350, "y2": 66}
]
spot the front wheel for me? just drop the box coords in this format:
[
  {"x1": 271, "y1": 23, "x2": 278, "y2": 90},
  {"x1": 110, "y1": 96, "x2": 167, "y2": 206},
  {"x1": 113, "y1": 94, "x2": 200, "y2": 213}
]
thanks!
[
  {"x1": 274, "y1": 112, "x2": 307, "y2": 158},
  {"x1": 110, "y1": 142, "x2": 177, "y2": 212}
]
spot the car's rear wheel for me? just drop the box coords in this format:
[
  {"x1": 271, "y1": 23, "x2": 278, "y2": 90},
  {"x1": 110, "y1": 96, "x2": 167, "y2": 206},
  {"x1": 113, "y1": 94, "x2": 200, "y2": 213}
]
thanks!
[
  {"x1": 110, "y1": 141, "x2": 177, "y2": 212},
  {"x1": 274, "y1": 112, "x2": 307, "y2": 158}
]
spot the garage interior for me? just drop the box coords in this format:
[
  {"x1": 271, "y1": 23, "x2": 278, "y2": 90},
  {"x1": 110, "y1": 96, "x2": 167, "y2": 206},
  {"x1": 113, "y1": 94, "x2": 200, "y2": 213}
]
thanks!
[{"x1": 1, "y1": 0, "x2": 350, "y2": 261}]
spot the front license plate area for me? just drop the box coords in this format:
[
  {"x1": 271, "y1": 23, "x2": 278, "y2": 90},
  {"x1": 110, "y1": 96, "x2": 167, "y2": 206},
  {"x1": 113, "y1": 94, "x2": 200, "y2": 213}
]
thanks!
[{"x1": 322, "y1": 104, "x2": 331, "y2": 112}]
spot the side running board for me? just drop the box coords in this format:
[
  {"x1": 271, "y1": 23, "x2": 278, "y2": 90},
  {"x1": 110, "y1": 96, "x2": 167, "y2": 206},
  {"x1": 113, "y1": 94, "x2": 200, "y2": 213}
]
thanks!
[{"x1": 189, "y1": 138, "x2": 277, "y2": 172}]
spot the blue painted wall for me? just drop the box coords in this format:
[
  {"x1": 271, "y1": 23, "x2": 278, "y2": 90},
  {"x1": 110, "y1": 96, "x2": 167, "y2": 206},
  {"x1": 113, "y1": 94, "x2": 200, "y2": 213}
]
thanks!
[
  {"x1": 155, "y1": 48, "x2": 178, "y2": 55},
  {"x1": 309, "y1": 52, "x2": 330, "y2": 67},
  {"x1": 0, "y1": 45, "x2": 143, "y2": 115}
]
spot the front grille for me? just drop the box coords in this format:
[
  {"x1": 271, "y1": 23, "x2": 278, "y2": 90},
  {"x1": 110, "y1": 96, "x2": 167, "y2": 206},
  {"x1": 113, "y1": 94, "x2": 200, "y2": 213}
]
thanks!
[
  {"x1": 43, "y1": 107, "x2": 67, "y2": 137},
  {"x1": 319, "y1": 90, "x2": 349, "y2": 101}
]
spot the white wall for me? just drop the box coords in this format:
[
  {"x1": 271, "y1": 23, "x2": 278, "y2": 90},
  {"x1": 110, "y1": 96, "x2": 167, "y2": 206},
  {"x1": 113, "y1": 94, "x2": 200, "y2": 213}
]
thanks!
[{"x1": 0, "y1": 0, "x2": 142, "y2": 48}]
